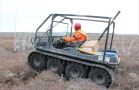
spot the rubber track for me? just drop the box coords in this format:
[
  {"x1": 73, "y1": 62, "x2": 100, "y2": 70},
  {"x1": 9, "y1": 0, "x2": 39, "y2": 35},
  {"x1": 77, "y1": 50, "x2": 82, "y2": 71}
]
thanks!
[{"x1": 33, "y1": 50, "x2": 114, "y2": 86}]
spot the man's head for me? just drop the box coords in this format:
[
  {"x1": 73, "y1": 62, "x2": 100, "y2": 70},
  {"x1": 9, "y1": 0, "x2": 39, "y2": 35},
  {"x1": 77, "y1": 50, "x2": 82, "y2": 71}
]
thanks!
[{"x1": 74, "y1": 23, "x2": 81, "y2": 30}]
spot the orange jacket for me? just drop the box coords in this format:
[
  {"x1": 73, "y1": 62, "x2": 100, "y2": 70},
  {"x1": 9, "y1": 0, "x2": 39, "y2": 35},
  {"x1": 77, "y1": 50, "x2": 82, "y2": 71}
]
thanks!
[{"x1": 64, "y1": 29, "x2": 88, "y2": 42}]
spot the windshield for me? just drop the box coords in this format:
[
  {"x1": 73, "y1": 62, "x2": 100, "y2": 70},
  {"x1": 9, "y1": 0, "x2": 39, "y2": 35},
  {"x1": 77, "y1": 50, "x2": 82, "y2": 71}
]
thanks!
[
  {"x1": 52, "y1": 22, "x2": 69, "y2": 36},
  {"x1": 37, "y1": 16, "x2": 71, "y2": 37}
]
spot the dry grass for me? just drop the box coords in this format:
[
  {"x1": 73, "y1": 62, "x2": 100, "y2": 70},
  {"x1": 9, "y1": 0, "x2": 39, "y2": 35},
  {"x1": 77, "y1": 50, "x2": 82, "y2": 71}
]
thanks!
[
  {"x1": 13, "y1": 71, "x2": 106, "y2": 90},
  {"x1": 0, "y1": 33, "x2": 139, "y2": 90}
]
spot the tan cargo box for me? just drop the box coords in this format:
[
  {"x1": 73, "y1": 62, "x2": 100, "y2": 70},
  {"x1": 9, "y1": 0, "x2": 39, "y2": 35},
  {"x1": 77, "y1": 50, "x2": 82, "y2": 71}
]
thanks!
[{"x1": 78, "y1": 40, "x2": 99, "y2": 55}]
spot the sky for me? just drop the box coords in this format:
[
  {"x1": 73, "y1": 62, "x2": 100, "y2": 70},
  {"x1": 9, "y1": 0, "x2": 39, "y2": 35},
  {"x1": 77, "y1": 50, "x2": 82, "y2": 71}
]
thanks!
[{"x1": 0, "y1": 0, "x2": 139, "y2": 34}]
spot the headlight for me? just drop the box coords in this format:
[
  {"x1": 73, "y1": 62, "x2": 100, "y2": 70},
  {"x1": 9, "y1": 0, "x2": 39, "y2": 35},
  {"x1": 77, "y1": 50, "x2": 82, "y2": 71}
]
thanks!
[
  {"x1": 98, "y1": 55, "x2": 110, "y2": 62},
  {"x1": 105, "y1": 57, "x2": 110, "y2": 62}
]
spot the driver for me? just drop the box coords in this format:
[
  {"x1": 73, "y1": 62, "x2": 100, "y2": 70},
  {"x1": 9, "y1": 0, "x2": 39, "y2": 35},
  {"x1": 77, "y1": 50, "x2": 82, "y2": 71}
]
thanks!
[{"x1": 63, "y1": 23, "x2": 88, "y2": 42}]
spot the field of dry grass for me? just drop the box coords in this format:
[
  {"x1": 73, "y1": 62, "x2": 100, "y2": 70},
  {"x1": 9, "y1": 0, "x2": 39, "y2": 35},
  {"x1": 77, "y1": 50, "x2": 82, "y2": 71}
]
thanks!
[{"x1": 0, "y1": 33, "x2": 139, "y2": 90}]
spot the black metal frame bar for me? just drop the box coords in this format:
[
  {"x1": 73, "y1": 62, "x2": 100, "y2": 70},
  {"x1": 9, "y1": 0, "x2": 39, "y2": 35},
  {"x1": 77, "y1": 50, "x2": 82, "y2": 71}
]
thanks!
[
  {"x1": 98, "y1": 11, "x2": 121, "y2": 41},
  {"x1": 110, "y1": 22, "x2": 115, "y2": 50},
  {"x1": 103, "y1": 18, "x2": 111, "y2": 62}
]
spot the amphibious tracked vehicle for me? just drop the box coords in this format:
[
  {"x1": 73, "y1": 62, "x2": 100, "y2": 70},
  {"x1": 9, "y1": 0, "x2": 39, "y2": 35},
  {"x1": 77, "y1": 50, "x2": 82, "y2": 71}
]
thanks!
[{"x1": 28, "y1": 11, "x2": 121, "y2": 87}]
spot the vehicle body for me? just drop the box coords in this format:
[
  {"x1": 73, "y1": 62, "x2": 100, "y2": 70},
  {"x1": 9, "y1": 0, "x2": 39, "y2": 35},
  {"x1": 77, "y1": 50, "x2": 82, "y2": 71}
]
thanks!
[{"x1": 28, "y1": 11, "x2": 121, "y2": 87}]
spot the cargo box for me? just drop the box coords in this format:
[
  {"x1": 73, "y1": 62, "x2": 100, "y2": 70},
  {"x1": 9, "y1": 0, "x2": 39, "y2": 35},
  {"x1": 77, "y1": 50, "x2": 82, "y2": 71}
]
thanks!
[{"x1": 78, "y1": 40, "x2": 99, "y2": 55}]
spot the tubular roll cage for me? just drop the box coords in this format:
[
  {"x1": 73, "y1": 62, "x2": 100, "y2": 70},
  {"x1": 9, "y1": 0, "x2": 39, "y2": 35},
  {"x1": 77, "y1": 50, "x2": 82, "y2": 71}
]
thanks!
[{"x1": 35, "y1": 11, "x2": 121, "y2": 62}]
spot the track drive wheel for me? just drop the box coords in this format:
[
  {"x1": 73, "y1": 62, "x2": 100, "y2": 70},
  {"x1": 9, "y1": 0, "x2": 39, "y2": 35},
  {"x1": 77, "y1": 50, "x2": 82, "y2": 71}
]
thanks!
[
  {"x1": 28, "y1": 52, "x2": 46, "y2": 73},
  {"x1": 65, "y1": 63, "x2": 87, "y2": 79},
  {"x1": 47, "y1": 57, "x2": 65, "y2": 75},
  {"x1": 88, "y1": 67, "x2": 112, "y2": 88}
]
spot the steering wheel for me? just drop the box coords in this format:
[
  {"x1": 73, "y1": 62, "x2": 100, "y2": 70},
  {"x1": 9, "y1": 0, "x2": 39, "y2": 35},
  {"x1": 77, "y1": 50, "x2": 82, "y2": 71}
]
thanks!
[
  {"x1": 53, "y1": 37, "x2": 66, "y2": 49},
  {"x1": 57, "y1": 37, "x2": 65, "y2": 43}
]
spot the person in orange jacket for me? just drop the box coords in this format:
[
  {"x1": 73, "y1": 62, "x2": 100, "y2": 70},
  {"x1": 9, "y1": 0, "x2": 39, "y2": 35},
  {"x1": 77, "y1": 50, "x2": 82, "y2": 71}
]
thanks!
[{"x1": 64, "y1": 23, "x2": 88, "y2": 42}]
